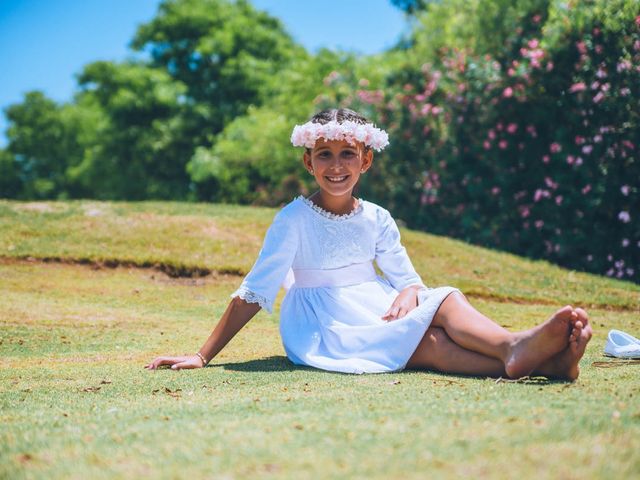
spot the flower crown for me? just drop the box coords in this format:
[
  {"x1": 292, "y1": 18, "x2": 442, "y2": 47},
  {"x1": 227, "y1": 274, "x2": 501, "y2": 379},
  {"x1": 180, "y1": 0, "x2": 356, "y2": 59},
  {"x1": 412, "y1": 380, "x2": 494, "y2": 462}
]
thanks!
[{"x1": 291, "y1": 120, "x2": 390, "y2": 152}]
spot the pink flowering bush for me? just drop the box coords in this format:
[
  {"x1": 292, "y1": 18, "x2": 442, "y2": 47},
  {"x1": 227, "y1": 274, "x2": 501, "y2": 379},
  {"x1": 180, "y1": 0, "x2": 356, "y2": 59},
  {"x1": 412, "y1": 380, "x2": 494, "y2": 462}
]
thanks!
[{"x1": 357, "y1": 1, "x2": 639, "y2": 283}]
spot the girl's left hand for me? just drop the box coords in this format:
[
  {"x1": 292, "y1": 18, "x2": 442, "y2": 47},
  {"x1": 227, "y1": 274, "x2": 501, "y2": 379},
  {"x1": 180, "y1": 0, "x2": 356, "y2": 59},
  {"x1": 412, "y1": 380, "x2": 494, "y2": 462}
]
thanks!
[{"x1": 381, "y1": 286, "x2": 420, "y2": 321}]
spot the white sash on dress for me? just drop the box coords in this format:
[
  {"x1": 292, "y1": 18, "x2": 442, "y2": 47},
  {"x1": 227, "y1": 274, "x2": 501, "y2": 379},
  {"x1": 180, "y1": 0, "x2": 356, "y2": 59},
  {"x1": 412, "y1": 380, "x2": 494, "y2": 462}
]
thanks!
[{"x1": 292, "y1": 261, "x2": 377, "y2": 288}]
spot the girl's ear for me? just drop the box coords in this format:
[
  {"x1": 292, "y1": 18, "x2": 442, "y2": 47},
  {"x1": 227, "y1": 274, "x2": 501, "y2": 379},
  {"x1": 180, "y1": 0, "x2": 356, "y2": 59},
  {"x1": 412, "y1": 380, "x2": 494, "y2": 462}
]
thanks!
[
  {"x1": 361, "y1": 149, "x2": 374, "y2": 173},
  {"x1": 303, "y1": 151, "x2": 313, "y2": 173}
]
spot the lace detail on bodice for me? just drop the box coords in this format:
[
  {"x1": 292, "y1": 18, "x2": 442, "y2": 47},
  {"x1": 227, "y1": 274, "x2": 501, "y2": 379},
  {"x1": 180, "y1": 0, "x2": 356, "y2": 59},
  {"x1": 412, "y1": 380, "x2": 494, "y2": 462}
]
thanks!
[
  {"x1": 294, "y1": 196, "x2": 371, "y2": 268},
  {"x1": 297, "y1": 195, "x2": 363, "y2": 221},
  {"x1": 230, "y1": 286, "x2": 271, "y2": 312}
]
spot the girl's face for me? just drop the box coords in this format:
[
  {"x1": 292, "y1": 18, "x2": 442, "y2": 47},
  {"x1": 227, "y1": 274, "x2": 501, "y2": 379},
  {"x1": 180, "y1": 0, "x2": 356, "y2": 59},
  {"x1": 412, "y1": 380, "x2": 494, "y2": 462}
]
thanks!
[{"x1": 303, "y1": 139, "x2": 373, "y2": 198}]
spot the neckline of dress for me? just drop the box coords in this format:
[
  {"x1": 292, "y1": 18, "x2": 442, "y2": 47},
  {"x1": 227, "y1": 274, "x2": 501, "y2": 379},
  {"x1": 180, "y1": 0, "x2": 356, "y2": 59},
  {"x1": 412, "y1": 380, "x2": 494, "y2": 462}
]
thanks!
[{"x1": 297, "y1": 195, "x2": 364, "y2": 221}]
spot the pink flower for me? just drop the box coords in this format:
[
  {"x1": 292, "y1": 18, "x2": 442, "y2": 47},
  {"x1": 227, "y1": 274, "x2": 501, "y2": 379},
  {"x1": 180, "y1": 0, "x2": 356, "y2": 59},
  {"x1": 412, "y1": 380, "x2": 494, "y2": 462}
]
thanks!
[
  {"x1": 507, "y1": 123, "x2": 518, "y2": 134},
  {"x1": 532, "y1": 14, "x2": 541, "y2": 24},
  {"x1": 535, "y1": 220, "x2": 544, "y2": 229},
  {"x1": 542, "y1": 155, "x2": 550, "y2": 164},
  {"x1": 534, "y1": 189, "x2": 550, "y2": 202},
  {"x1": 569, "y1": 82, "x2": 586, "y2": 93},
  {"x1": 593, "y1": 134, "x2": 602, "y2": 143},
  {"x1": 546, "y1": 61, "x2": 554, "y2": 71},
  {"x1": 621, "y1": 87, "x2": 631, "y2": 96},
  {"x1": 617, "y1": 60, "x2": 631, "y2": 72},
  {"x1": 593, "y1": 92, "x2": 605, "y2": 103},
  {"x1": 622, "y1": 140, "x2": 635, "y2": 150},
  {"x1": 550, "y1": 142, "x2": 561, "y2": 153},
  {"x1": 526, "y1": 125, "x2": 537, "y2": 137},
  {"x1": 575, "y1": 136, "x2": 585, "y2": 145},
  {"x1": 581, "y1": 184, "x2": 591, "y2": 195},
  {"x1": 544, "y1": 177, "x2": 558, "y2": 189},
  {"x1": 582, "y1": 145, "x2": 593, "y2": 154},
  {"x1": 575, "y1": 157, "x2": 583, "y2": 166},
  {"x1": 576, "y1": 41, "x2": 587, "y2": 55},
  {"x1": 622, "y1": 238, "x2": 630, "y2": 247},
  {"x1": 555, "y1": 195, "x2": 563, "y2": 205},
  {"x1": 499, "y1": 140, "x2": 508, "y2": 150},
  {"x1": 507, "y1": 68, "x2": 516, "y2": 76},
  {"x1": 566, "y1": 155, "x2": 575, "y2": 165},
  {"x1": 618, "y1": 211, "x2": 631, "y2": 223},
  {"x1": 488, "y1": 130, "x2": 496, "y2": 140},
  {"x1": 491, "y1": 186, "x2": 500, "y2": 195},
  {"x1": 621, "y1": 185, "x2": 630, "y2": 196},
  {"x1": 503, "y1": 87, "x2": 514, "y2": 98},
  {"x1": 520, "y1": 206, "x2": 530, "y2": 218},
  {"x1": 483, "y1": 140, "x2": 491, "y2": 150}
]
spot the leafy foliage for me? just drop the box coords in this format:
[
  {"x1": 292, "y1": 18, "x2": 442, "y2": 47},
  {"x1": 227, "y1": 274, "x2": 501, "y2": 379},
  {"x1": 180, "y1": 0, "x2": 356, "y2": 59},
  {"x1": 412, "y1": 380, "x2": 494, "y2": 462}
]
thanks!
[
  {"x1": 1, "y1": 0, "x2": 638, "y2": 283},
  {"x1": 359, "y1": 0, "x2": 640, "y2": 282}
]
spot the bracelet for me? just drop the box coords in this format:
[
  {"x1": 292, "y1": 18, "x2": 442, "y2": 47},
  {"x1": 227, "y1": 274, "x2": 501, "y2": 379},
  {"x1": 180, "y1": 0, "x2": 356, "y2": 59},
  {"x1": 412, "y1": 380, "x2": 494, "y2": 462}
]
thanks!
[{"x1": 195, "y1": 351, "x2": 208, "y2": 367}]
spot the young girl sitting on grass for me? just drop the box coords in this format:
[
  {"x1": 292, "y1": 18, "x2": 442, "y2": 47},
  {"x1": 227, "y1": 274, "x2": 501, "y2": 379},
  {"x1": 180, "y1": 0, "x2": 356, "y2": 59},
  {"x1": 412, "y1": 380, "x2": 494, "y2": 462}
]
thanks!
[{"x1": 146, "y1": 108, "x2": 592, "y2": 379}]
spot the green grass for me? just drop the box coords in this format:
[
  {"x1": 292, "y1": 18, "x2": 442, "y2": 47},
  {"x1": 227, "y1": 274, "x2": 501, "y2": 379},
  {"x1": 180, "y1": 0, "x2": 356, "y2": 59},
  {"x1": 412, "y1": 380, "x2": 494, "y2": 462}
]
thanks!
[{"x1": 1, "y1": 199, "x2": 639, "y2": 479}]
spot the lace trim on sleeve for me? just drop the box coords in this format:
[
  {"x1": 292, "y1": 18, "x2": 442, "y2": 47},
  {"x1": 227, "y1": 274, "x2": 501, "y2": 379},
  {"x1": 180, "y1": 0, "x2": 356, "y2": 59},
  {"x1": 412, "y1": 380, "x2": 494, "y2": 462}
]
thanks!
[{"x1": 230, "y1": 286, "x2": 272, "y2": 313}]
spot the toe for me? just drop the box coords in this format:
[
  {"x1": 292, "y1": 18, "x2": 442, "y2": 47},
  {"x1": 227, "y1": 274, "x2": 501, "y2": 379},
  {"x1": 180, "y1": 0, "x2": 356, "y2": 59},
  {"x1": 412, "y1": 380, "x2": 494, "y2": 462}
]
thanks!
[{"x1": 575, "y1": 307, "x2": 589, "y2": 325}]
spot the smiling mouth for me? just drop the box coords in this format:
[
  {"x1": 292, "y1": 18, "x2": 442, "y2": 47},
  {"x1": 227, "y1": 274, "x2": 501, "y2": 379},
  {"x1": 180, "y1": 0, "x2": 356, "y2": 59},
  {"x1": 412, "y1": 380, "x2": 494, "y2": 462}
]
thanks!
[{"x1": 326, "y1": 175, "x2": 349, "y2": 183}]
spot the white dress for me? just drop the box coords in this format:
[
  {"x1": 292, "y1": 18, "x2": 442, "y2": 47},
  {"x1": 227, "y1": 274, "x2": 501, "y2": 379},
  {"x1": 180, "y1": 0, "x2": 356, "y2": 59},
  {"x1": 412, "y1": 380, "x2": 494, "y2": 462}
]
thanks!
[{"x1": 231, "y1": 195, "x2": 462, "y2": 374}]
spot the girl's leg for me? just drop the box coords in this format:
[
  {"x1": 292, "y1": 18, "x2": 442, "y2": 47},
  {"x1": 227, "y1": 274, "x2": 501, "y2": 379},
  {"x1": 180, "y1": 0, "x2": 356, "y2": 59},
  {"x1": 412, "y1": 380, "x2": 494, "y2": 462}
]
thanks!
[
  {"x1": 429, "y1": 292, "x2": 582, "y2": 378},
  {"x1": 406, "y1": 327, "x2": 505, "y2": 377},
  {"x1": 408, "y1": 317, "x2": 592, "y2": 381}
]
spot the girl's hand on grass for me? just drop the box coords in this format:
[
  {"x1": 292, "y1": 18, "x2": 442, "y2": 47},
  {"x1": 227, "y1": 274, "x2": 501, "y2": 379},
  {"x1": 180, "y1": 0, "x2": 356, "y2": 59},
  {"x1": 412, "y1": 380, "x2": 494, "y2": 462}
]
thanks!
[
  {"x1": 381, "y1": 286, "x2": 420, "y2": 321},
  {"x1": 145, "y1": 355, "x2": 204, "y2": 371}
]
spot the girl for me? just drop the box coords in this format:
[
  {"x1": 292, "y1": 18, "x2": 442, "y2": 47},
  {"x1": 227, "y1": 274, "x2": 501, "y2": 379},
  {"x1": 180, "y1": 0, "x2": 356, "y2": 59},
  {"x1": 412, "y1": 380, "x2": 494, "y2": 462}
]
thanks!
[{"x1": 146, "y1": 108, "x2": 592, "y2": 380}]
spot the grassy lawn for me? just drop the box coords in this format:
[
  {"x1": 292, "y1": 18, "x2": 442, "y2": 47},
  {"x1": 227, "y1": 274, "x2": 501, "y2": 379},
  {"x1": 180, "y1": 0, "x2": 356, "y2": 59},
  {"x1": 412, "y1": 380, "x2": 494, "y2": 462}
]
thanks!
[{"x1": 1, "y1": 200, "x2": 639, "y2": 479}]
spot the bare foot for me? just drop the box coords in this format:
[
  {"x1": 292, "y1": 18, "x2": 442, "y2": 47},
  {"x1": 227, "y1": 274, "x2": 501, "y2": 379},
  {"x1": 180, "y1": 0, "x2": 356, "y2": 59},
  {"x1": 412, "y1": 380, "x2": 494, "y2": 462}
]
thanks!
[
  {"x1": 536, "y1": 309, "x2": 592, "y2": 380},
  {"x1": 505, "y1": 305, "x2": 578, "y2": 378}
]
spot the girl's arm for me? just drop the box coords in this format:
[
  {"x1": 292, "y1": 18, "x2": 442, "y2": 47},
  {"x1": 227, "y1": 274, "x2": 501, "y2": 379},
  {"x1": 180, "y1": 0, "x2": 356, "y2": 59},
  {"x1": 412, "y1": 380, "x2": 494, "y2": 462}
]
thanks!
[{"x1": 144, "y1": 297, "x2": 261, "y2": 371}]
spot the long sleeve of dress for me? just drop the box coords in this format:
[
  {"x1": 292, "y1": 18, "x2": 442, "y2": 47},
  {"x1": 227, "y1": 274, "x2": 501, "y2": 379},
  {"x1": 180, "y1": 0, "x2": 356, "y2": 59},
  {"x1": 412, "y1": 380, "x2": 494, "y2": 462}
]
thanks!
[
  {"x1": 230, "y1": 209, "x2": 299, "y2": 314},
  {"x1": 374, "y1": 208, "x2": 425, "y2": 292}
]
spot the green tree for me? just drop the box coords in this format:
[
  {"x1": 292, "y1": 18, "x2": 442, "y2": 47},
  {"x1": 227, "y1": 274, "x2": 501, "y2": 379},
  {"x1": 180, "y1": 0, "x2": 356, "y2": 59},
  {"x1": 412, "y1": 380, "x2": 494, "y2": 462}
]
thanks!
[
  {"x1": 76, "y1": 61, "x2": 191, "y2": 199},
  {"x1": 3, "y1": 91, "x2": 97, "y2": 199},
  {"x1": 0, "y1": 148, "x2": 22, "y2": 198},
  {"x1": 131, "y1": 0, "x2": 303, "y2": 145}
]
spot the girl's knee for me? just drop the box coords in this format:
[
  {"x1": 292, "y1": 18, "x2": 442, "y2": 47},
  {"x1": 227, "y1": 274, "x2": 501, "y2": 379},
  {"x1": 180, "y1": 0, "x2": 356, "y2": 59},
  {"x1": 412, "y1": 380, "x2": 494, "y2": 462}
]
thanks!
[{"x1": 425, "y1": 326, "x2": 448, "y2": 346}]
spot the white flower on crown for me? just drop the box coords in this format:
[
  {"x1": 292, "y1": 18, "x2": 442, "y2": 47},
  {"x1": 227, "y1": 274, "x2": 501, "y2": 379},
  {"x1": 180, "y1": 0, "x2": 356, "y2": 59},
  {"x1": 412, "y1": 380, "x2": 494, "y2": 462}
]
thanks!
[{"x1": 291, "y1": 120, "x2": 390, "y2": 151}]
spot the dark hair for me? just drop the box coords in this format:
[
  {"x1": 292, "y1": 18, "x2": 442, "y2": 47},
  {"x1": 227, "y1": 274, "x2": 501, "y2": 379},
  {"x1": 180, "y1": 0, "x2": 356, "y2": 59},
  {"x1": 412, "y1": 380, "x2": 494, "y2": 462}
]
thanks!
[
  {"x1": 308, "y1": 108, "x2": 370, "y2": 126},
  {"x1": 306, "y1": 108, "x2": 372, "y2": 152}
]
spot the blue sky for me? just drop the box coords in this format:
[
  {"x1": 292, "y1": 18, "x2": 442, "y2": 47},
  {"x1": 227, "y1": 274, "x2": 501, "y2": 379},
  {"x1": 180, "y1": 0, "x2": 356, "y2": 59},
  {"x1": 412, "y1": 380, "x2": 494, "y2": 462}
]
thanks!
[{"x1": 0, "y1": 0, "x2": 408, "y2": 146}]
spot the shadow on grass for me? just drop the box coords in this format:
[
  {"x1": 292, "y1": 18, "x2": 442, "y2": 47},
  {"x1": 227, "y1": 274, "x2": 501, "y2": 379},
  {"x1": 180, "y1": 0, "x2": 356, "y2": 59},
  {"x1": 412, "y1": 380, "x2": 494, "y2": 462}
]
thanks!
[
  {"x1": 212, "y1": 357, "x2": 572, "y2": 385},
  {"x1": 213, "y1": 355, "x2": 309, "y2": 372}
]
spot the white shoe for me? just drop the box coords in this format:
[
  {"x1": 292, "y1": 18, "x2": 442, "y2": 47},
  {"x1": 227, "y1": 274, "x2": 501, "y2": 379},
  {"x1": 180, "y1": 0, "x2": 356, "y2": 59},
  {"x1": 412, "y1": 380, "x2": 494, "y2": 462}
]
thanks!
[{"x1": 604, "y1": 329, "x2": 640, "y2": 359}]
